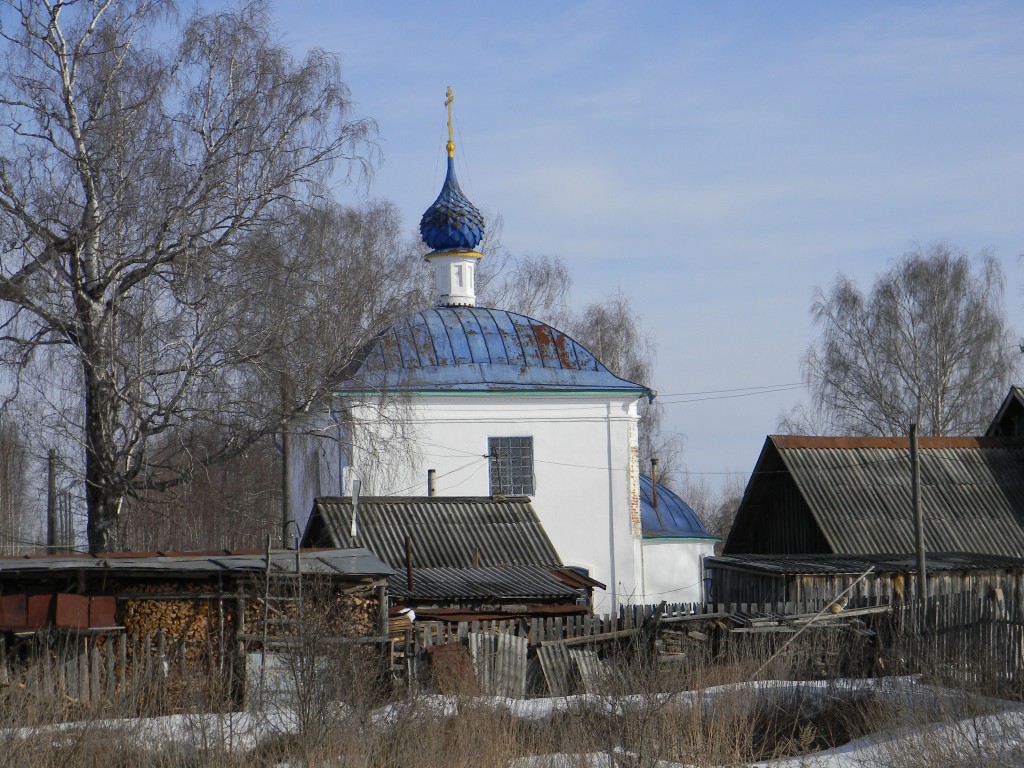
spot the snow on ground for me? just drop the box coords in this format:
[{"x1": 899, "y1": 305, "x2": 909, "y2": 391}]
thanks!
[{"x1": 6, "y1": 676, "x2": 1024, "y2": 766}]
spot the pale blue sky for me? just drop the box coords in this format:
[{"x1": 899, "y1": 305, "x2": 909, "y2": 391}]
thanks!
[{"x1": 273, "y1": 1, "x2": 1024, "y2": 488}]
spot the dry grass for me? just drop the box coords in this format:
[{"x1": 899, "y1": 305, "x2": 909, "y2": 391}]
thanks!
[{"x1": 0, "y1": 623, "x2": 1021, "y2": 767}]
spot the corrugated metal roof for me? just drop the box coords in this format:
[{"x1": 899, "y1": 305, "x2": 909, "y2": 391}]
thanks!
[
  {"x1": 707, "y1": 551, "x2": 1024, "y2": 576},
  {"x1": 0, "y1": 549, "x2": 395, "y2": 578},
  {"x1": 388, "y1": 565, "x2": 582, "y2": 601},
  {"x1": 771, "y1": 435, "x2": 1024, "y2": 556},
  {"x1": 640, "y1": 474, "x2": 717, "y2": 540},
  {"x1": 302, "y1": 496, "x2": 563, "y2": 569},
  {"x1": 987, "y1": 386, "x2": 1024, "y2": 437},
  {"x1": 549, "y1": 566, "x2": 607, "y2": 592},
  {"x1": 338, "y1": 306, "x2": 649, "y2": 394}
]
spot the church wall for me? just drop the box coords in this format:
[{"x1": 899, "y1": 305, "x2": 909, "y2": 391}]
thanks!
[
  {"x1": 641, "y1": 538, "x2": 716, "y2": 605},
  {"x1": 319, "y1": 392, "x2": 643, "y2": 615}
]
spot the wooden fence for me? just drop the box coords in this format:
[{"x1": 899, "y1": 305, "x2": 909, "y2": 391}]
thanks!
[
  {"x1": 888, "y1": 592, "x2": 1024, "y2": 691},
  {"x1": 0, "y1": 630, "x2": 236, "y2": 711},
  {"x1": 7, "y1": 593, "x2": 1024, "y2": 708},
  {"x1": 403, "y1": 594, "x2": 1024, "y2": 694}
]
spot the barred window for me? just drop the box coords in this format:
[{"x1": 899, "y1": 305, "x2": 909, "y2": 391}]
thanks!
[{"x1": 488, "y1": 436, "x2": 534, "y2": 496}]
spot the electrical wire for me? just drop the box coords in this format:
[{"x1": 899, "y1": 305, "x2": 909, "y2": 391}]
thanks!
[
  {"x1": 658, "y1": 383, "x2": 805, "y2": 397},
  {"x1": 381, "y1": 456, "x2": 487, "y2": 497},
  {"x1": 659, "y1": 385, "x2": 806, "y2": 405},
  {"x1": 435, "y1": 459, "x2": 489, "y2": 494}
]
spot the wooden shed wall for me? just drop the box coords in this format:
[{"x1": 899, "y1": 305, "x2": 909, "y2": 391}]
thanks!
[
  {"x1": 708, "y1": 565, "x2": 1024, "y2": 607},
  {"x1": 724, "y1": 446, "x2": 831, "y2": 555}
]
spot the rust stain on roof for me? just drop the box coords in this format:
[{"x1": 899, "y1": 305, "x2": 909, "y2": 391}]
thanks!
[{"x1": 771, "y1": 435, "x2": 1016, "y2": 450}]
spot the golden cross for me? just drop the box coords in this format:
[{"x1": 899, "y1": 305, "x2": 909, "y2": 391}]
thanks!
[{"x1": 445, "y1": 86, "x2": 455, "y2": 157}]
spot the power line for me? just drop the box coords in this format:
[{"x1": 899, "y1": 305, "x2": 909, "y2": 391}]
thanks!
[
  {"x1": 659, "y1": 382, "x2": 804, "y2": 397},
  {"x1": 660, "y1": 385, "x2": 806, "y2": 405}
]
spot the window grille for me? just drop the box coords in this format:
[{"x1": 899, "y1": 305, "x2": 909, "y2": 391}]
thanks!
[{"x1": 488, "y1": 436, "x2": 534, "y2": 495}]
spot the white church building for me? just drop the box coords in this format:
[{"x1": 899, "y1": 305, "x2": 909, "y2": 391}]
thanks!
[{"x1": 292, "y1": 93, "x2": 716, "y2": 613}]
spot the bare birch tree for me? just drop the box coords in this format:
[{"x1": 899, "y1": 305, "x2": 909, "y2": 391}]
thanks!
[
  {"x1": 801, "y1": 243, "x2": 1015, "y2": 436},
  {"x1": 0, "y1": 416, "x2": 27, "y2": 552},
  {"x1": 0, "y1": 0, "x2": 378, "y2": 551},
  {"x1": 568, "y1": 292, "x2": 685, "y2": 488},
  {"x1": 117, "y1": 199, "x2": 426, "y2": 550}
]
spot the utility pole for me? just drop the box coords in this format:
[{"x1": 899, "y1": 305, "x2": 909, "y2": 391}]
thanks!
[
  {"x1": 910, "y1": 423, "x2": 928, "y2": 620},
  {"x1": 280, "y1": 378, "x2": 292, "y2": 549},
  {"x1": 46, "y1": 449, "x2": 57, "y2": 552}
]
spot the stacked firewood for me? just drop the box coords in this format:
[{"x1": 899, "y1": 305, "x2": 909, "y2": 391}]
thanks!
[
  {"x1": 241, "y1": 588, "x2": 379, "y2": 638},
  {"x1": 346, "y1": 594, "x2": 379, "y2": 636},
  {"x1": 120, "y1": 583, "x2": 226, "y2": 662}
]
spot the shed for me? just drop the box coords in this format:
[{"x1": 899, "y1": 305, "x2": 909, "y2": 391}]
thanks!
[
  {"x1": 0, "y1": 547, "x2": 394, "y2": 641},
  {"x1": 724, "y1": 435, "x2": 1024, "y2": 557},
  {"x1": 987, "y1": 386, "x2": 1024, "y2": 438},
  {"x1": 389, "y1": 565, "x2": 588, "y2": 616},
  {"x1": 706, "y1": 552, "x2": 1024, "y2": 606},
  {"x1": 301, "y1": 496, "x2": 602, "y2": 616},
  {"x1": 0, "y1": 548, "x2": 396, "y2": 707}
]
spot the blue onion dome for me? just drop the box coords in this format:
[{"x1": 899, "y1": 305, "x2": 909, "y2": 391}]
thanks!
[{"x1": 419, "y1": 155, "x2": 486, "y2": 252}]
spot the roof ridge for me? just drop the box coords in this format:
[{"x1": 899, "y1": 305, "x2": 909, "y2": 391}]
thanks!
[{"x1": 770, "y1": 435, "x2": 1024, "y2": 450}]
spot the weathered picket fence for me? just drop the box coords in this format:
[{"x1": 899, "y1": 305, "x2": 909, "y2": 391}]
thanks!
[
  {"x1": 889, "y1": 591, "x2": 1024, "y2": 691},
  {"x1": 0, "y1": 630, "x2": 234, "y2": 710}
]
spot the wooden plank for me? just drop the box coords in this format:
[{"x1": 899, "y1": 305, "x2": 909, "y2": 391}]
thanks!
[
  {"x1": 104, "y1": 640, "x2": 115, "y2": 701},
  {"x1": 661, "y1": 611, "x2": 731, "y2": 624},
  {"x1": 539, "y1": 627, "x2": 639, "y2": 647},
  {"x1": 730, "y1": 626, "x2": 798, "y2": 634},
  {"x1": 90, "y1": 641, "x2": 100, "y2": 701}
]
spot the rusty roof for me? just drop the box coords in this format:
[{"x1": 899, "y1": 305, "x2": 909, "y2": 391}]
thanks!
[
  {"x1": 707, "y1": 551, "x2": 1024, "y2": 576},
  {"x1": 302, "y1": 496, "x2": 563, "y2": 569},
  {"x1": 754, "y1": 435, "x2": 1024, "y2": 556}
]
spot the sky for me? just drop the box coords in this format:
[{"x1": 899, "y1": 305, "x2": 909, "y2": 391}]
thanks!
[{"x1": 270, "y1": 1, "x2": 1024, "y2": 493}]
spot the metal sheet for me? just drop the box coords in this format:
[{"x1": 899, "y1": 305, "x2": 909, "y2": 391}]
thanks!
[
  {"x1": 388, "y1": 565, "x2": 581, "y2": 601},
  {"x1": 338, "y1": 307, "x2": 649, "y2": 394},
  {"x1": 468, "y1": 631, "x2": 527, "y2": 697},
  {"x1": 537, "y1": 642, "x2": 575, "y2": 696},
  {"x1": 708, "y1": 552, "x2": 1024, "y2": 576},
  {"x1": 570, "y1": 648, "x2": 609, "y2": 694},
  {"x1": 639, "y1": 474, "x2": 717, "y2": 540},
  {"x1": 306, "y1": 496, "x2": 562, "y2": 569},
  {"x1": 0, "y1": 548, "x2": 394, "y2": 579},
  {"x1": 733, "y1": 436, "x2": 1024, "y2": 557}
]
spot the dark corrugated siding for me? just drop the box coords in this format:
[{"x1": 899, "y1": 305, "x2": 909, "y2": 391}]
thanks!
[
  {"x1": 388, "y1": 565, "x2": 581, "y2": 601},
  {"x1": 780, "y1": 444, "x2": 1024, "y2": 556},
  {"x1": 724, "y1": 444, "x2": 830, "y2": 555},
  {"x1": 304, "y1": 496, "x2": 563, "y2": 569}
]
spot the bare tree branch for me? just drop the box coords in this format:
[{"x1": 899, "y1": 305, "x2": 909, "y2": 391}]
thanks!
[
  {"x1": 0, "y1": 0, "x2": 384, "y2": 552},
  {"x1": 797, "y1": 243, "x2": 1016, "y2": 437}
]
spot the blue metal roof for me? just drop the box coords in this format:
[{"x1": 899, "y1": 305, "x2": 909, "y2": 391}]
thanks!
[
  {"x1": 640, "y1": 474, "x2": 717, "y2": 540},
  {"x1": 341, "y1": 306, "x2": 650, "y2": 394},
  {"x1": 419, "y1": 156, "x2": 485, "y2": 252}
]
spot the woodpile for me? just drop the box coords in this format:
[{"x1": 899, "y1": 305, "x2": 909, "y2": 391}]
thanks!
[
  {"x1": 389, "y1": 607, "x2": 414, "y2": 640},
  {"x1": 120, "y1": 582, "x2": 228, "y2": 663},
  {"x1": 113, "y1": 580, "x2": 380, "y2": 660},
  {"x1": 241, "y1": 586, "x2": 380, "y2": 640}
]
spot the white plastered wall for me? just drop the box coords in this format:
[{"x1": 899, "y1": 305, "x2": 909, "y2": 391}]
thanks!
[
  {"x1": 317, "y1": 392, "x2": 643, "y2": 615},
  {"x1": 641, "y1": 538, "x2": 717, "y2": 605}
]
